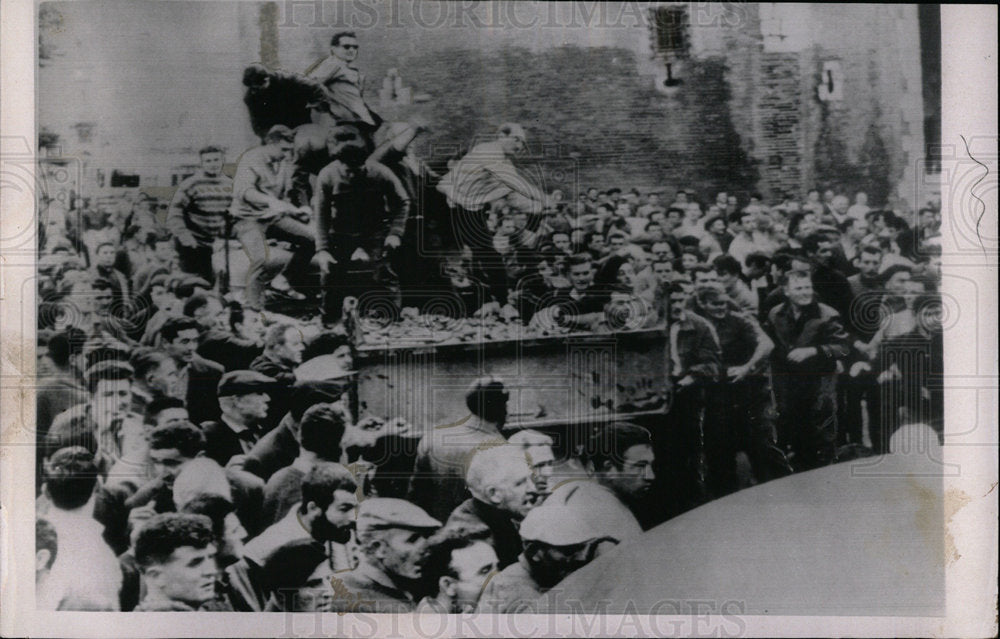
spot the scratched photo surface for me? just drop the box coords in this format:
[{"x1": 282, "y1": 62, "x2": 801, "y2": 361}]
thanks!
[{"x1": 29, "y1": 0, "x2": 955, "y2": 622}]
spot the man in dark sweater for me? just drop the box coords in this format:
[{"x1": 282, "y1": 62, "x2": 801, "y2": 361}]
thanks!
[{"x1": 261, "y1": 403, "x2": 348, "y2": 527}]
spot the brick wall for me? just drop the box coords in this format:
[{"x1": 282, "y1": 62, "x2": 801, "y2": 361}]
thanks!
[{"x1": 393, "y1": 45, "x2": 759, "y2": 198}]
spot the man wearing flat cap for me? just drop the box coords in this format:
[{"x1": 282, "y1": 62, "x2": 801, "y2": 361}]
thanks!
[
  {"x1": 327, "y1": 497, "x2": 440, "y2": 613},
  {"x1": 476, "y1": 503, "x2": 614, "y2": 613},
  {"x1": 201, "y1": 371, "x2": 276, "y2": 466}
]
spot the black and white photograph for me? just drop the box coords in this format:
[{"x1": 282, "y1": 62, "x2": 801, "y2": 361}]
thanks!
[{"x1": 1, "y1": 2, "x2": 996, "y2": 637}]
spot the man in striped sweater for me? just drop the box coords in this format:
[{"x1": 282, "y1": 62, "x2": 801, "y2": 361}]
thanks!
[{"x1": 167, "y1": 146, "x2": 234, "y2": 285}]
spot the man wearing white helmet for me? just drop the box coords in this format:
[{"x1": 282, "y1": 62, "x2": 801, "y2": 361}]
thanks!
[{"x1": 475, "y1": 503, "x2": 614, "y2": 613}]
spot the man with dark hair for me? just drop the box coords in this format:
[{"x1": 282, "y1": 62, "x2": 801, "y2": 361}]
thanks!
[
  {"x1": 306, "y1": 31, "x2": 380, "y2": 130},
  {"x1": 37, "y1": 447, "x2": 122, "y2": 610},
  {"x1": 226, "y1": 462, "x2": 358, "y2": 611},
  {"x1": 180, "y1": 494, "x2": 249, "y2": 568},
  {"x1": 329, "y1": 497, "x2": 441, "y2": 613},
  {"x1": 311, "y1": 123, "x2": 411, "y2": 325},
  {"x1": 145, "y1": 396, "x2": 189, "y2": 428},
  {"x1": 91, "y1": 240, "x2": 131, "y2": 310},
  {"x1": 533, "y1": 253, "x2": 609, "y2": 331},
  {"x1": 713, "y1": 254, "x2": 757, "y2": 313},
  {"x1": 802, "y1": 230, "x2": 855, "y2": 322},
  {"x1": 549, "y1": 421, "x2": 653, "y2": 538},
  {"x1": 183, "y1": 293, "x2": 225, "y2": 332},
  {"x1": 408, "y1": 376, "x2": 508, "y2": 522},
  {"x1": 161, "y1": 315, "x2": 224, "y2": 424},
  {"x1": 133, "y1": 513, "x2": 221, "y2": 610},
  {"x1": 231, "y1": 124, "x2": 314, "y2": 310},
  {"x1": 848, "y1": 244, "x2": 884, "y2": 299},
  {"x1": 226, "y1": 379, "x2": 352, "y2": 482},
  {"x1": 765, "y1": 270, "x2": 851, "y2": 470},
  {"x1": 663, "y1": 281, "x2": 722, "y2": 516},
  {"x1": 167, "y1": 146, "x2": 233, "y2": 285},
  {"x1": 36, "y1": 328, "x2": 89, "y2": 444},
  {"x1": 242, "y1": 63, "x2": 328, "y2": 140},
  {"x1": 128, "y1": 348, "x2": 179, "y2": 416},
  {"x1": 198, "y1": 301, "x2": 265, "y2": 371},
  {"x1": 201, "y1": 371, "x2": 276, "y2": 466},
  {"x1": 695, "y1": 283, "x2": 788, "y2": 493},
  {"x1": 44, "y1": 360, "x2": 146, "y2": 478},
  {"x1": 416, "y1": 528, "x2": 498, "y2": 613},
  {"x1": 96, "y1": 420, "x2": 208, "y2": 556},
  {"x1": 261, "y1": 403, "x2": 348, "y2": 526}
]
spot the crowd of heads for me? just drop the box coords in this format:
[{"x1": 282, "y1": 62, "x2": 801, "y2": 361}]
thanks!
[{"x1": 33, "y1": 27, "x2": 945, "y2": 613}]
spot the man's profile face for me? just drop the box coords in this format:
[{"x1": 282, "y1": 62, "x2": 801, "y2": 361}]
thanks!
[
  {"x1": 235, "y1": 311, "x2": 265, "y2": 341},
  {"x1": 153, "y1": 544, "x2": 219, "y2": 607},
  {"x1": 274, "y1": 328, "x2": 305, "y2": 366},
  {"x1": 603, "y1": 443, "x2": 655, "y2": 502},
  {"x1": 378, "y1": 528, "x2": 432, "y2": 580},
  {"x1": 165, "y1": 329, "x2": 200, "y2": 365},
  {"x1": 813, "y1": 240, "x2": 835, "y2": 265},
  {"x1": 147, "y1": 358, "x2": 179, "y2": 397},
  {"x1": 331, "y1": 35, "x2": 359, "y2": 63},
  {"x1": 493, "y1": 464, "x2": 537, "y2": 520},
  {"x1": 500, "y1": 133, "x2": 526, "y2": 156},
  {"x1": 235, "y1": 392, "x2": 270, "y2": 422},
  {"x1": 446, "y1": 541, "x2": 499, "y2": 613},
  {"x1": 311, "y1": 489, "x2": 358, "y2": 544},
  {"x1": 330, "y1": 344, "x2": 354, "y2": 373},
  {"x1": 569, "y1": 262, "x2": 594, "y2": 291},
  {"x1": 150, "y1": 447, "x2": 189, "y2": 483},
  {"x1": 193, "y1": 298, "x2": 224, "y2": 331},
  {"x1": 200, "y1": 152, "x2": 224, "y2": 176}
]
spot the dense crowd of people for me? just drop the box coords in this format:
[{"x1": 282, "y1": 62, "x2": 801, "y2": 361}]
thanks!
[{"x1": 34, "y1": 30, "x2": 945, "y2": 612}]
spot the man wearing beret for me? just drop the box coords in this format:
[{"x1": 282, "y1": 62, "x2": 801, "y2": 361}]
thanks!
[
  {"x1": 327, "y1": 497, "x2": 440, "y2": 613},
  {"x1": 201, "y1": 371, "x2": 276, "y2": 466}
]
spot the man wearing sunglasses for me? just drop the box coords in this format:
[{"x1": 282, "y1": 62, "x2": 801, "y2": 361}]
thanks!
[{"x1": 305, "y1": 31, "x2": 381, "y2": 131}]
